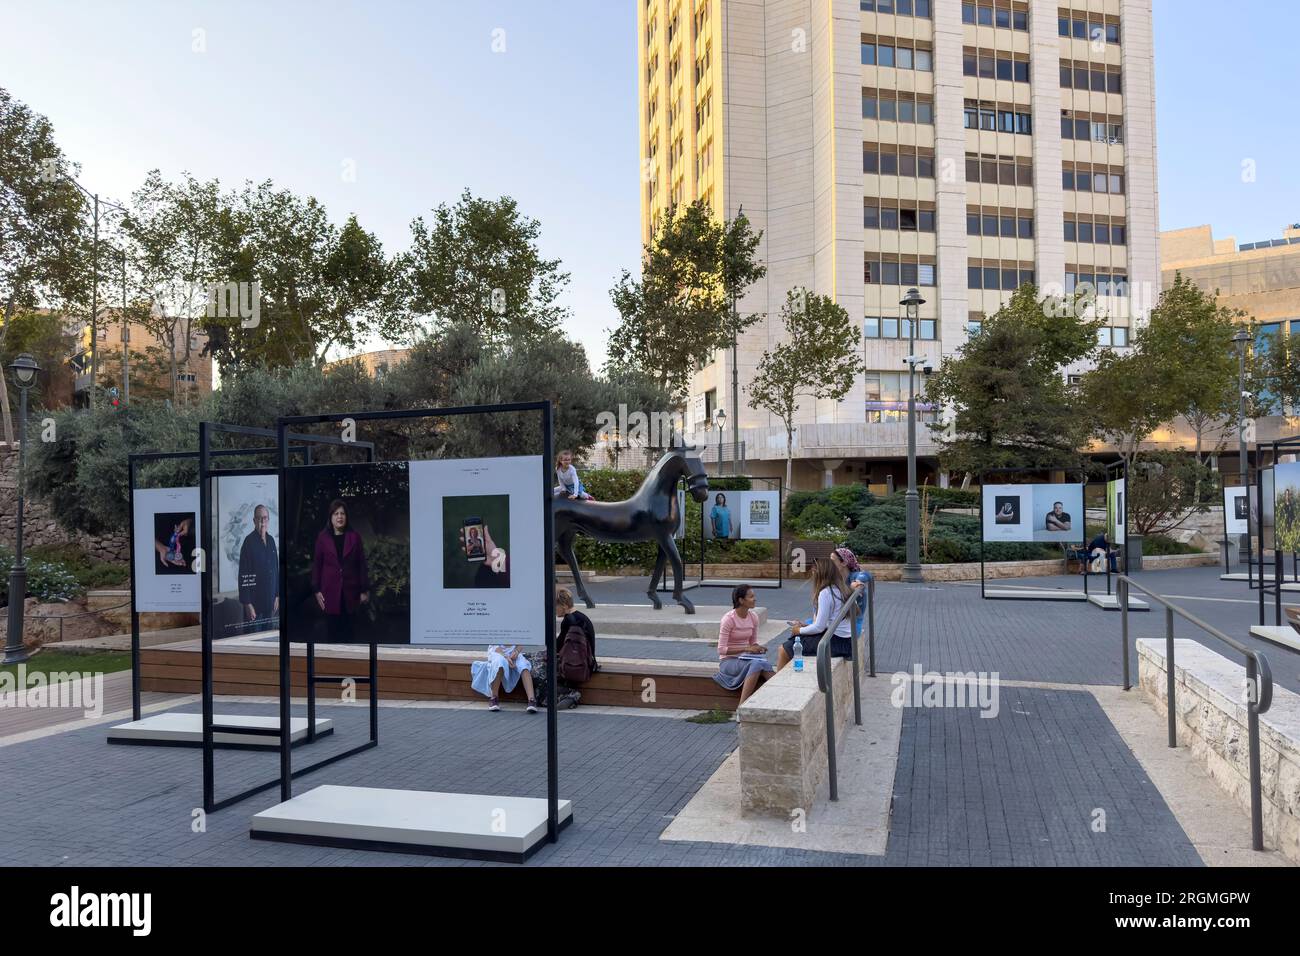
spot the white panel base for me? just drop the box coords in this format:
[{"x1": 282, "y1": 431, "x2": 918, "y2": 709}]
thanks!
[
  {"x1": 107, "y1": 713, "x2": 332, "y2": 747},
  {"x1": 985, "y1": 588, "x2": 1088, "y2": 601},
  {"x1": 250, "y1": 785, "x2": 573, "y2": 862},
  {"x1": 1088, "y1": 594, "x2": 1149, "y2": 611},
  {"x1": 1249, "y1": 626, "x2": 1300, "y2": 653},
  {"x1": 1220, "y1": 572, "x2": 1300, "y2": 590}
]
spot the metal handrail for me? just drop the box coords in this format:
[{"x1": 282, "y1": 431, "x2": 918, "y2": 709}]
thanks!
[
  {"x1": 813, "y1": 577, "x2": 876, "y2": 802},
  {"x1": 1117, "y1": 574, "x2": 1273, "y2": 851}
]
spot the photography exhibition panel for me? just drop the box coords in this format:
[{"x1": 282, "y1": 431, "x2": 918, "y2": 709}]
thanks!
[
  {"x1": 982, "y1": 483, "x2": 1084, "y2": 544},
  {"x1": 280, "y1": 456, "x2": 544, "y2": 646},
  {"x1": 132, "y1": 487, "x2": 201, "y2": 612}
]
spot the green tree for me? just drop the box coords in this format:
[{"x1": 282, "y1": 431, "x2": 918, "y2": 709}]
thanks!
[
  {"x1": 747, "y1": 288, "x2": 862, "y2": 495},
  {"x1": 1250, "y1": 323, "x2": 1300, "y2": 418},
  {"x1": 1081, "y1": 347, "x2": 1167, "y2": 467},
  {"x1": 1140, "y1": 273, "x2": 1242, "y2": 462},
  {"x1": 0, "y1": 87, "x2": 89, "y2": 439},
  {"x1": 120, "y1": 170, "x2": 223, "y2": 403},
  {"x1": 205, "y1": 180, "x2": 396, "y2": 371},
  {"x1": 389, "y1": 190, "x2": 569, "y2": 346},
  {"x1": 928, "y1": 286, "x2": 1100, "y2": 476},
  {"x1": 606, "y1": 201, "x2": 764, "y2": 400},
  {"x1": 1126, "y1": 450, "x2": 1218, "y2": 536}
]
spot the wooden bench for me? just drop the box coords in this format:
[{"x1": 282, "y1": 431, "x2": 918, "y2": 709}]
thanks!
[{"x1": 140, "y1": 640, "x2": 741, "y2": 712}]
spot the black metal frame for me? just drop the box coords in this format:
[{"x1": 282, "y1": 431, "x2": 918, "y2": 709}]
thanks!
[
  {"x1": 693, "y1": 474, "x2": 783, "y2": 590},
  {"x1": 1256, "y1": 436, "x2": 1300, "y2": 627},
  {"x1": 978, "y1": 468, "x2": 1088, "y2": 601},
  {"x1": 261, "y1": 400, "x2": 562, "y2": 857},
  {"x1": 122, "y1": 441, "x2": 361, "y2": 733},
  {"x1": 196, "y1": 424, "x2": 375, "y2": 811}
]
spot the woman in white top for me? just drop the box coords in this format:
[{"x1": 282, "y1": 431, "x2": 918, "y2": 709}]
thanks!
[{"x1": 777, "y1": 558, "x2": 853, "y2": 671}]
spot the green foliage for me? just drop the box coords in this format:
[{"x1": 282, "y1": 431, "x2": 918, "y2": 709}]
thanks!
[
  {"x1": 606, "y1": 202, "x2": 765, "y2": 399},
  {"x1": 792, "y1": 503, "x2": 840, "y2": 535},
  {"x1": 363, "y1": 536, "x2": 412, "y2": 610},
  {"x1": 1127, "y1": 450, "x2": 1218, "y2": 536},
  {"x1": 571, "y1": 537, "x2": 660, "y2": 573},
  {"x1": 27, "y1": 543, "x2": 129, "y2": 589},
  {"x1": 685, "y1": 708, "x2": 734, "y2": 724},
  {"x1": 748, "y1": 289, "x2": 864, "y2": 490},
  {"x1": 1276, "y1": 486, "x2": 1300, "y2": 554},
  {"x1": 389, "y1": 190, "x2": 570, "y2": 346},
  {"x1": 1141, "y1": 535, "x2": 1203, "y2": 556},
  {"x1": 927, "y1": 285, "x2": 1100, "y2": 475},
  {"x1": 844, "y1": 502, "x2": 1055, "y2": 563},
  {"x1": 0, "y1": 546, "x2": 86, "y2": 604}
]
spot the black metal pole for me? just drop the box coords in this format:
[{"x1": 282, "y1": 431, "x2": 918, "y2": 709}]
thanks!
[
  {"x1": 369, "y1": 639, "x2": 378, "y2": 743},
  {"x1": 2, "y1": 387, "x2": 29, "y2": 665},
  {"x1": 1119, "y1": 578, "x2": 1130, "y2": 691},
  {"x1": 1246, "y1": 654, "x2": 1263, "y2": 851},
  {"x1": 306, "y1": 641, "x2": 316, "y2": 741},
  {"x1": 128, "y1": 457, "x2": 141, "y2": 719},
  {"x1": 277, "y1": 422, "x2": 292, "y2": 802},
  {"x1": 200, "y1": 423, "x2": 215, "y2": 812},
  {"x1": 1165, "y1": 607, "x2": 1176, "y2": 748},
  {"x1": 543, "y1": 402, "x2": 559, "y2": 842}
]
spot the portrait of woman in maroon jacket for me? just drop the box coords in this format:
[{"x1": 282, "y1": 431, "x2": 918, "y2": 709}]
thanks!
[{"x1": 310, "y1": 498, "x2": 370, "y2": 642}]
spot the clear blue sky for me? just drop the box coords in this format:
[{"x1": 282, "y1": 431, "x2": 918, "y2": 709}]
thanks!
[{"x1": 2, "y1": 0, "x2": 1297, "y2": 369}]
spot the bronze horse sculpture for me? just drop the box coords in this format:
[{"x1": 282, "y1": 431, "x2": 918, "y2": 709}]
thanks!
[{"x1": 554, "y1": 448, "x2": 709, "y2": 613}]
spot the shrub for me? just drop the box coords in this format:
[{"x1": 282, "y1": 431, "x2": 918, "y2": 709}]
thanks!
[
  {"x1": 1142, "y1": 535, "x2": 1202, "y2": 556},
  {"x1": 793, "y1": 503, "x2": 840, "y2": 535},
  {"x1": 27, "y1": 543, "x2": 129, "y2": 590},
  {"x1": 0, "y1": 546, "x2": 86, "y2": 604}
]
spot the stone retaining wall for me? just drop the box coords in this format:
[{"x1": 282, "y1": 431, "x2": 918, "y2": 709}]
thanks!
[
  {"x1": 1138, "y1": 637, "x2": 1300, "y2": 863},
  {"x1": 0, "y1": 443, "x2": 130, "y2": 562}
]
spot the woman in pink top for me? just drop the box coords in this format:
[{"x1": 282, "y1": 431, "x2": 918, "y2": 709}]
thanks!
[{"x1": 712, "y1": 585, "x2": 775, "y2": 703}]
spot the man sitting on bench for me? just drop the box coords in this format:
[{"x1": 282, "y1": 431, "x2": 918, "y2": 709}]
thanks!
[{"x1": 1083, "y1": 531, "x2": 1120, "y2": 574}]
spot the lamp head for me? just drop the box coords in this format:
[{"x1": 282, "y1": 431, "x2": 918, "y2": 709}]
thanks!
[
  {"x1": 1233, "y1": 328, "x2": 1251, "y2": 345},
  {"x1": 899, "y1": 287, "x2": 925, "y2": 317},
  {"x1": 8, "y1": 353, "x2": 39, "y2": 388}
]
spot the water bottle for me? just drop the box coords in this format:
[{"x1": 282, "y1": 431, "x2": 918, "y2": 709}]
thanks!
[{"x1": 792, "y1": 633, "x2": 804, "y2": 672}]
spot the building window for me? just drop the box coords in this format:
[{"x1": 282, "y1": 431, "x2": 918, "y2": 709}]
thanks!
[
  {"x1": 865, "y1": 202, "x2": 936, "y2": 233},
  {"x1": 865, "y1": 315, "x2": 936, "y2": 340},
  {"x1": 963, "y1": 49, "x2": 1030, "y2": 83},
  {"x1": 1060, "y1": 111, "x2": 1124, "y2": 144},
  {"x1": 967, "y1": 259, "x2": 1035, "y2": 290},
  {"x1": 866, "y1": 255, "x2": 937, "y2": 287},
  {"x1": 1064, "y1": 216, "x2": 1127, "y2": 246},
  {"x1": 865, "y1": 371, "x2": 938, "y2": 423},
  {"x1": 864, "y1": 91, "x2": 935, "y2": 125},
  {"x1": 963, "y1": 101, "x2": 1031, "y2": 135},
  {"x1": 962, "y1": 3, "x2": 1027, "y2": 30},
  {"x1": 1059, "y1": 59, "x2": 1122, "y2": 93},
  {"x1": 1058, "y1": 14, "x2": 1120, "y2": 44},
  {"x1": 862, "y1": 0, "x2": 932, "y2": 15},
  {"x1": 862, "y1": 38, "x2": 934, "y2": 72}
]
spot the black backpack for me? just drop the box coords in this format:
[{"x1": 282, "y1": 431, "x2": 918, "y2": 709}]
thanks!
[{"x1": 558, "y1": 621, "x2": 593, "y2": 684}]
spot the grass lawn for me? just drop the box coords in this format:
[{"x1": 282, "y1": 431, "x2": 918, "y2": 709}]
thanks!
[{"x1": 0, "y1": 649, "x2": 131, "y2": 680}]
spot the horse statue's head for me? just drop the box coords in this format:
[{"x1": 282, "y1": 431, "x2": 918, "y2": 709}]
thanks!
[{"x1": 647, "y1": 445, "x2": 710, "y2": 503}]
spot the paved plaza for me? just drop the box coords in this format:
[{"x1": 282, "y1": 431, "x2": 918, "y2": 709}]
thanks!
[{"x1": 1, "y1": 564, "x2": 1294, "y2": 867}]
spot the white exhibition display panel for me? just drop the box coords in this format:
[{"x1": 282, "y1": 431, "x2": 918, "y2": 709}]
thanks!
[
  {"x1": 982, "y1": 483, "x2": 1084, "y2": 543},
  {"x1": 1224, "y1": 486, "x2": 1249, "y2": 536},
  {"x1": 213, "y1": 473, "x2": 280, "y2": 594},
  {"x1": 408, "y1": 456, "x2": 544, "y2": 645},
  {"x1": 132, "y1": 486, "x2": 201, "y2": 612},
  {"x1": 738, "y1": 490, "x2": 781, "y2": 540},
  {"x1": 1108, "y1": 478, "x2": 1126, "y2": 545}
]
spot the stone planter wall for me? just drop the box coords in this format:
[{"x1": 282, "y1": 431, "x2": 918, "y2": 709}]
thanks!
[
  {"x1": 1137, "y1": 637, "x2": 1300, "y2": 863},
  {"x1": 737, "y1": 654, "x2": 857, "y2": 817}
]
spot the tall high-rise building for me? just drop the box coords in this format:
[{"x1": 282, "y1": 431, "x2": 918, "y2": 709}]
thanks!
[{"x1": 637, "y1": 0, "x2": 1159, "y2": 489}]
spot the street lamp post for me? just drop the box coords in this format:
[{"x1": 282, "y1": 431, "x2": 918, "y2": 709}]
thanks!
[
  {"x1": 715, "y1": 409, "x2": 727, "y2": 473},
  {"x1": 3, "y1": 354, "x2": 42, "y2": 665},
  {"x1": 1234, "y1": 327, "x2": 1252, "y2": 564},
  {"x1": 900, "y1": 288, "x2": 926, "y2": 584}
]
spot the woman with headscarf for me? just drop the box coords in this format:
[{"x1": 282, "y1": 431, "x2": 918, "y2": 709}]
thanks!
[
  {"x1": 311, "y1": 498, "x2": 370, "y2": 642},
  {"x1": 831, "y1": 546, "x2": 872, "y2": 636}
]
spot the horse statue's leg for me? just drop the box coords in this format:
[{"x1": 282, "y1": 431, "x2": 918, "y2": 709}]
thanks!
[
  {"x1": 557, "y1": 531, "x2": 596, "y2": 608},
  {"x1": 645, "y1": 546, "x2": 666, "y2": 610},
  {"x1": 661, "y1": 532, "x2": 694, "y2": 614}
]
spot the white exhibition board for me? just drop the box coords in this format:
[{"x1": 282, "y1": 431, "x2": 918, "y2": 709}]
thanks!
[
  {"x1": 739, "y1": 490, "x2": 780, "y2": 539},
  {"x1": 982, "y1": 483, "x2": 1084, "y2": 543},
  {"x1": 408, "y1": 456, "x2": 544, "y2": 645},
  {"x1": 1107, "y1": 478, "x2": 1126, "y2": 545},
  {"x1": 702, "y1": 488, "x2": 780, "y2": 540},
  {"x1": 214, "y1": 473, "x2": 280, "y2": 594},
  {"x1": 1223, "y1": 485, "x2": 1249, "y2": 536},
  {"x1": 132, "y1": 486, "x2": 201, "y2": 612}
]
